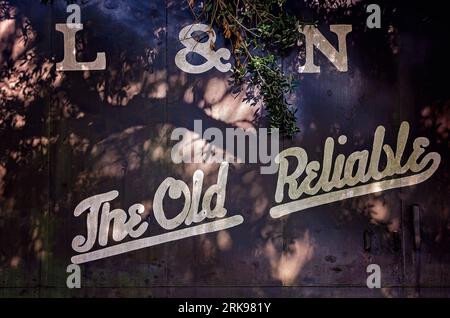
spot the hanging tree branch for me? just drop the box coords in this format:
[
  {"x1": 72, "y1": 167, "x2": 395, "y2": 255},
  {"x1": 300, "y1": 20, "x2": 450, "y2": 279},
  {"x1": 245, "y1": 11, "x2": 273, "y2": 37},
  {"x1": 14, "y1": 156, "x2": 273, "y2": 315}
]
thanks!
[{"x1": 188, "y1": 0, "x2": 307, "y2": 137}]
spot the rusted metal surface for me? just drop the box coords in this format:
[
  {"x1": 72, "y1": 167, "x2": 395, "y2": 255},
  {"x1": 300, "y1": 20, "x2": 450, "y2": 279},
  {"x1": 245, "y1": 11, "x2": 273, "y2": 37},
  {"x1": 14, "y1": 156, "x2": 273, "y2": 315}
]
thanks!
[{"x1": 0, "y1": 0, "x2": 449, "y2": 297}]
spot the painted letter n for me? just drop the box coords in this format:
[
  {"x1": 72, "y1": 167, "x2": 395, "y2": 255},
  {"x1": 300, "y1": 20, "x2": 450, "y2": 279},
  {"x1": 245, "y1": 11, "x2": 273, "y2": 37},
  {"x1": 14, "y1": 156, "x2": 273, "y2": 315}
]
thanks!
[{"x1": 298, "y1": 25, "x2": 352, "y2": 73}]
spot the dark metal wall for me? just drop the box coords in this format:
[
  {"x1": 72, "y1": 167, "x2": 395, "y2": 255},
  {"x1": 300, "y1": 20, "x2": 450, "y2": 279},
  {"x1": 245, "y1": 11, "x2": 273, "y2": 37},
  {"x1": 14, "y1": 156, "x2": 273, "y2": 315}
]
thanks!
[{"x1": 0, "y1": 0, "x2": 449, "y2": 297}]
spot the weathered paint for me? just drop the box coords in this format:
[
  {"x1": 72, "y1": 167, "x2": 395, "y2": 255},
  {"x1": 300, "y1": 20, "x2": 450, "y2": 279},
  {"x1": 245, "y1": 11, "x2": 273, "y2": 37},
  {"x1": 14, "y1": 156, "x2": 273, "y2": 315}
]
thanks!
[{"x1": 0, "y1": 0, "x2": 449, "y2": 297}]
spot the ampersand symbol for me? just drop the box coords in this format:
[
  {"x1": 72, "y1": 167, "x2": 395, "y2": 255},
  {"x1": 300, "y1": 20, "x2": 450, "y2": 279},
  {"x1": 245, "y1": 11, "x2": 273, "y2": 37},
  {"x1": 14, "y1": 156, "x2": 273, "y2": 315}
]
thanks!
[{"x1": 175, "y1": 23, "x2": 231, "y2": 74}]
